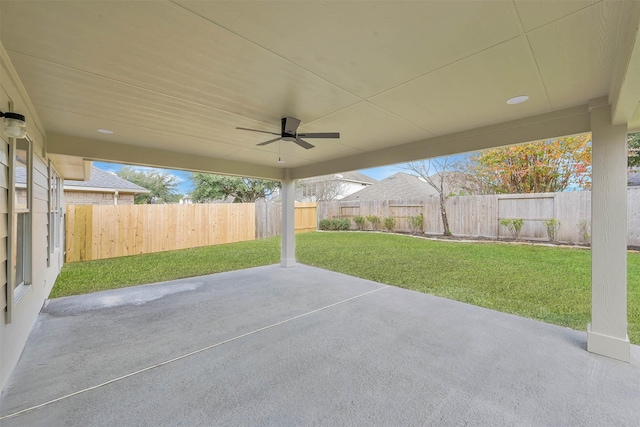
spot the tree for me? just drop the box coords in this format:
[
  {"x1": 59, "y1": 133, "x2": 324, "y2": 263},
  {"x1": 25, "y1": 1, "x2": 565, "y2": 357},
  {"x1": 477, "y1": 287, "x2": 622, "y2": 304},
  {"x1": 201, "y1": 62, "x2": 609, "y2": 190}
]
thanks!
[
  {"x1": 117, "y1": 166, "x2": 181, "y2": 204},
  {"x1": 191, "y1": 173, "x2": 280, "y2": 203},
  {"x1": 468, "y1": 134, "x2": 592, "y2": 194},
  {"x1": 404, "y1": 157, "x2": 459, "y2": 236},
  {"x1": 629, "y1": 132, "x2": 640, "y2": 169},
  {"x1": 296, "y1": 175, "x2": 346, "y2": 201}
]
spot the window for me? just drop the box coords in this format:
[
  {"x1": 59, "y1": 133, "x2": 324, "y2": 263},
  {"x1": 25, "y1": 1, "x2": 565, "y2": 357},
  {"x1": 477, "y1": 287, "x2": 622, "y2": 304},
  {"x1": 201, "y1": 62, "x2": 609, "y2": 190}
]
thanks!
[
  {"x1": 49, "y1": 166, "x2": 61, "y2": 258},
  {"x1": 12, "y1": 138, "x2": 31, "y2": 296}
]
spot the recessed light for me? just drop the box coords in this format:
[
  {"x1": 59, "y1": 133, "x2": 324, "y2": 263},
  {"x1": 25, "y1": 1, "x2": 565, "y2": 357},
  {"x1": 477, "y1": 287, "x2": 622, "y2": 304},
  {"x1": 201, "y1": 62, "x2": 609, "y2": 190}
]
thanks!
[
  {"x1": 506, "y1": 95, "x2": 529, "y2": 105},
  {"x1": 97, "y1": 129, "x2": 114, "y2": 134}
]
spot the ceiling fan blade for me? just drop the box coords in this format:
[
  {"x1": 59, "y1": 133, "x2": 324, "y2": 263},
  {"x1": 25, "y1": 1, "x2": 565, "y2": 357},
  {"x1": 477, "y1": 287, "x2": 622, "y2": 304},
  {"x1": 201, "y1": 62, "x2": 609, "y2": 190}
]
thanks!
[
  {"x1": 294, "y1": 138, "x2": 315, "y2": 149},
  {"x1": 283, "y1": 117, "x2": 301, "y2": 134},
  {"x1": 296, "y1": 132, "x2": 340, "y2": 139},
  {"x1": 236, "y1": 127, "x2": 280, "y2": 136},
  {"x1": 256, "y1": 137, "x2": 282, "y2": 146}
]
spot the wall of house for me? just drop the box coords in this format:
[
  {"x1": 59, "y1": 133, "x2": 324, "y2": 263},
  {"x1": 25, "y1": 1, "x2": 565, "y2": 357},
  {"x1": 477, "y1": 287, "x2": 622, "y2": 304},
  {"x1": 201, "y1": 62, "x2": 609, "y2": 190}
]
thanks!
[
  {"x1": 0, "y1": 45, "x2": 64, "y2": 391},
  {"x1": 297, "y1": 179, "x2": 372, "y2": 202},
  {"x1": 336, "y1": 181, "x2": 371, "y2": 200},
  {"x1": 64, "y1": 190, "x2": 134, "y2": 206}
]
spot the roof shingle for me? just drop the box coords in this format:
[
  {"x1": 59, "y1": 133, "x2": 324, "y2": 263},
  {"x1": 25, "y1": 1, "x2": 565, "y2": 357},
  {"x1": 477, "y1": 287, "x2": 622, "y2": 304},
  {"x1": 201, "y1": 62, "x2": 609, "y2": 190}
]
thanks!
[
  {"x1": 341, "y1": 172, "x2": 437, "y2": 201},
  {"x1": 64, "y1": 166, "x2": 149, "y2": 193}
]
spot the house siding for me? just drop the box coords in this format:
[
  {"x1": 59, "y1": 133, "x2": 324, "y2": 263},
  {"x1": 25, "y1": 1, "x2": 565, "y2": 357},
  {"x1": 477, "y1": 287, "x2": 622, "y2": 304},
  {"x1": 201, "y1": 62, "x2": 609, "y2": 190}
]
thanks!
[
  {"x1": 65, "y1": 190, "x2": 135, "y2": 206},
  {"x1": 0, "y1": 46, "x2": 65, "y2": 391},
  {"x1": 0, "y1": 137, "x2": 8, "y2": 364}
]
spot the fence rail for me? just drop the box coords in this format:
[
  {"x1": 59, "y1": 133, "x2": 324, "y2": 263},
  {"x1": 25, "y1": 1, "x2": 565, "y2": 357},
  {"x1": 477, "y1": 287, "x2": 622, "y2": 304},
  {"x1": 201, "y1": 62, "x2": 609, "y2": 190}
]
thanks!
[
  {"x1": 318, "y1": 189, "x2": 640, "y2": 246},
  {"x1": 66, "y1": 202, "x2": 317, "y2": 262}
]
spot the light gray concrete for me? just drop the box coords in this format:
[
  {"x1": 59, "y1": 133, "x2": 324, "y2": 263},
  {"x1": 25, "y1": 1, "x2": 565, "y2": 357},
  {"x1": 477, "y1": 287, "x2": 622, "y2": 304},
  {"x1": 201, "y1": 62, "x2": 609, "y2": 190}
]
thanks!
[{"x1": 1, "y1": 264, "x2": 639, "y2": 426}]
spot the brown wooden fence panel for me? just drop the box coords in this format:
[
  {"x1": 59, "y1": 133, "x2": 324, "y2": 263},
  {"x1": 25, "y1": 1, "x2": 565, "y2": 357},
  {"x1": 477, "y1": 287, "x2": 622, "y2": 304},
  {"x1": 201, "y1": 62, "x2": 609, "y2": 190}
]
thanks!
[
  {"x1": 294, "y1": 202, "x2": 318, "y2": 233},
  {"x1": 66, "y1": 203, "x2": 256, "y2": 262},
  {"x1": 67, "y1": 202, "x2": 318, "y2": 261}
]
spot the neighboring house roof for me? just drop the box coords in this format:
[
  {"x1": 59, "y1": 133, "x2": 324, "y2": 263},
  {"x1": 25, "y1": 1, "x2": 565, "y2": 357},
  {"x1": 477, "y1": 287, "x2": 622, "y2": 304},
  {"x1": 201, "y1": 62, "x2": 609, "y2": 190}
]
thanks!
[
  {"x1": 629, "y1": 172, "x2": 640, "y2": 187},
  {"x1": 64, "y1": 167, "x2": 149, "y2": 194},
  {"x1": 333, "y1": 171, "x2": 377, "y2": 185},
  {"x1": 342, "y1": 172, "x2": 437, "y2": 201},
  {"x1": 299, "y1": 171, "x2": 378, "y2": 185}
]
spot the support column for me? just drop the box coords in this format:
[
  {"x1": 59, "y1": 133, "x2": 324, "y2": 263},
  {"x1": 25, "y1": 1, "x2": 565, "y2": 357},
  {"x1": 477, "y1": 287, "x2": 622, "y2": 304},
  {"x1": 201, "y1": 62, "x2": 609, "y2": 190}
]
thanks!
[
  {"x1": 588, "y1": 102, "x2": 630, "y2": 362},
  {"x1": 281, "y1": 178, "x2": 296, "y2": 267}
]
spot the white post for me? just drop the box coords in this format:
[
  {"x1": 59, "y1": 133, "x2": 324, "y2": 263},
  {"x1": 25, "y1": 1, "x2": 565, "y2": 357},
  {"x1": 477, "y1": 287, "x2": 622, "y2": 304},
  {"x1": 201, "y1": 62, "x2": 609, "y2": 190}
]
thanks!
[
  {"x1": 588, "y1": 102, "x2": 630, "y2": 362},
  {"x1": 281, "y1": 178, "x2": 296, "y2": 267}
]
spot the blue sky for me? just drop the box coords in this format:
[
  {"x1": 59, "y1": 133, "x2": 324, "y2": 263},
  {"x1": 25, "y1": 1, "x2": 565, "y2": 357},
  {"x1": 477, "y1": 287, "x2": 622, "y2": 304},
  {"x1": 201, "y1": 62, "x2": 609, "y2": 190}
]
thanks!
[
  {"x1": 95, "y1": 161, "x2": 403, "y2": 194},
  {"x1": 96, "y1": 153, "x2": 473, "y2": 194},
  {"x1": 359, "y1": 164, "x2": 405, "y2": 181},
  {"x1": 360, "y1": 153, "x2": 471, "y2": 181},
  {"x1": 95, "y1": 162, "x2": 195, "y2": 195}
]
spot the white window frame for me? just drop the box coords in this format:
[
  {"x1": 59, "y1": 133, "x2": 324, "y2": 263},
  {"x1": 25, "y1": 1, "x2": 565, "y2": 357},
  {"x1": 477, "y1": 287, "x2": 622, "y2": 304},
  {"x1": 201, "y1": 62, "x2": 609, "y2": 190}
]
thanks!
[
  {"x1": 12, "y1": 137, "x2": 32, "y2": 304},
  {"x1": 48, "y1": 163, "x2": 62, "y2": 265}
]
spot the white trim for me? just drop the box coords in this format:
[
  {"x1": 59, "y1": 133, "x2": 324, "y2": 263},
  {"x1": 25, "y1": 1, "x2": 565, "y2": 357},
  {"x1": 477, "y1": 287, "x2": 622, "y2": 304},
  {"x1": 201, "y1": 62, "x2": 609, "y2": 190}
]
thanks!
[
  {"x1": 587, "y1": 325, "x2": 630, "y2": 362},
  {"x1": 13, "y1": 282, "x2": 29, "y2": 305},
  {"x1": 588, "y1": 103, "x2": 630, "y2": 362},
  {"x1": 5, "y1": 134, "x2": 15, "y2": 323}
]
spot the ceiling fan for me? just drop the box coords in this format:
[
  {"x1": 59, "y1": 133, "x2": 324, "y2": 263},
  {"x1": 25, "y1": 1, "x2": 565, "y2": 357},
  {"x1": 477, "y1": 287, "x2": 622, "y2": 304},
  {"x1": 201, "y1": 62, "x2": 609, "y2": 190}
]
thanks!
[{"x1": 236, "y1": 117, "x2": 340, "y2": 150}]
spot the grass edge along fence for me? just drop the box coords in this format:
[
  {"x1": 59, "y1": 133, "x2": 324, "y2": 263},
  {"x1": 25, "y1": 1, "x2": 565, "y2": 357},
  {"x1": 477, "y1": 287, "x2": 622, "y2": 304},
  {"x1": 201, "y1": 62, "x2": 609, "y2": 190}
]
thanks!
[{"x1": 66, "y1": 202, "x2": 316, "y2": 262}]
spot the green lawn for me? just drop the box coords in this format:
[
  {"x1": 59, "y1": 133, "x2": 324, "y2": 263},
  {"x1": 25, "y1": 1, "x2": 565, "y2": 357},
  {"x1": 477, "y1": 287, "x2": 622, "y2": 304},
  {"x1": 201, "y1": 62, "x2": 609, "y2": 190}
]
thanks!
[{"x1": 52, "y1": 232, "x2": 640, "y2": 344}]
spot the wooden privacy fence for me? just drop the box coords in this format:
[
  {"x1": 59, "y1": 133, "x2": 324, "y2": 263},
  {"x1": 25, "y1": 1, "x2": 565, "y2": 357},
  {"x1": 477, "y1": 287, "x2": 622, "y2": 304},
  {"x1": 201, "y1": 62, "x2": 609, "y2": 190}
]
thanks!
[
  {"x1": 255, "y1": 201, "x2": 317, "y2": 239},
  {"x1": 318, "y1": 189, "x2": 640, "y2": 246},
  {"x1": 318, "y1": 199, "x2": 425, "y2": 231},
  {"x1": 66, "y1": 202, "x2": 317, "y2": 262}
]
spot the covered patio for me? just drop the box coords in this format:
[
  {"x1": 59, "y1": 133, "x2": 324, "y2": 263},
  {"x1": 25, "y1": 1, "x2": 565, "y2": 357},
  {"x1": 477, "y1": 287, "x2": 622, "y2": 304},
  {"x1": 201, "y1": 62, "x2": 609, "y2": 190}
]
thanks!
[
  {"x1": 1, "y1": 265, "x2": 639, "y2": 425},
  {"x1": 2, "y1": 1, "x2": 640, "y2": 416}
]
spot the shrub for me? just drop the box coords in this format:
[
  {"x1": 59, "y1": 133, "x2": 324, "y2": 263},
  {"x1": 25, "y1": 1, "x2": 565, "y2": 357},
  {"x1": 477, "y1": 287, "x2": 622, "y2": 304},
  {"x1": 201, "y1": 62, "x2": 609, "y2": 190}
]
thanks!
[
  {"x1": 366, "y1": 215, "x2": 381, "y2": 230},
  {"x1": 407, "y1": 213, "x2": 424, "y2": 235},
  {"x1": 320, "y1": 218, "x2": 351, "y2": 231},
  {"x1": 384, "y1": 216, "x2": 396, "y2": 232},
  {"x1": 336, "y1": 218, "x2": 351, "y2": 231},
  {"x1": 577, "y1": 220, "x2": 591, "y2": 244},
  {"x1": 319, "y1": 218, "x2": 350, "y2": 231},
  {"x1": 500, "y1": 218, "x2": 524, "y2": 240},
  {"x1": 353, "y1": 215, "x2": 366, "y2": 231},
  {"x1": 543, "y1": 218, "x2": 560, "y2": 242}
]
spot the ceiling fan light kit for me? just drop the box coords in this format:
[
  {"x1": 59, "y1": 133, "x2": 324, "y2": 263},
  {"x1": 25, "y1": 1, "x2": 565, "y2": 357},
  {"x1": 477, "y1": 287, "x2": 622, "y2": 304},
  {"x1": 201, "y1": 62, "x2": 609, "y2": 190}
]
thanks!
[{"x1": 236, "y1": 117, "x2": 340, "y2": 150}]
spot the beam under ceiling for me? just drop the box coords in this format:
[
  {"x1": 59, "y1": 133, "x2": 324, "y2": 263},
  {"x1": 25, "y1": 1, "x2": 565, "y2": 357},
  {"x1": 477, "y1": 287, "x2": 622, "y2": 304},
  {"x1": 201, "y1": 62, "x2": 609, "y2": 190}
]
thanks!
[
  {"x1": 292, "y1": 103, "x2": 592, "y2": 180},
  {"x1": 46, "y1": 133, "x2": 285, "y2": 181},
  {"x1": 610, "y1": 1, "x2": 640, "y2": 127}
]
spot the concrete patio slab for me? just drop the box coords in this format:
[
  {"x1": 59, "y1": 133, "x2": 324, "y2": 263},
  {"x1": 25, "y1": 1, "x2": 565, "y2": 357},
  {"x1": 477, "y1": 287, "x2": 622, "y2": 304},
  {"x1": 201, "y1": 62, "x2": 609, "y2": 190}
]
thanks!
[{"x1": 1, "y1": 264, "x2": 639, "y2": 426}]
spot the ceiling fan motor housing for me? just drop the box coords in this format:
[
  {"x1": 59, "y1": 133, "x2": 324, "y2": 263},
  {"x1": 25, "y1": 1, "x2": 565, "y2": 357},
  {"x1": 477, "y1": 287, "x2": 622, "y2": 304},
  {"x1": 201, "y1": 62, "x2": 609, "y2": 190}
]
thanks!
[{"x1": 282, "y1": 117, "x2": 298, "y2": 141}]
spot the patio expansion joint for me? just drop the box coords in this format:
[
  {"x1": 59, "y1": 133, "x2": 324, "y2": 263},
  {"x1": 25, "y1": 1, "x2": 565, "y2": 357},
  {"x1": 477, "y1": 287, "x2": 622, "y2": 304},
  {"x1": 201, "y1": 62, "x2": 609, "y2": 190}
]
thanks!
[{"x1": 0, "y1": 284, "x2": 389, "y2": 421}]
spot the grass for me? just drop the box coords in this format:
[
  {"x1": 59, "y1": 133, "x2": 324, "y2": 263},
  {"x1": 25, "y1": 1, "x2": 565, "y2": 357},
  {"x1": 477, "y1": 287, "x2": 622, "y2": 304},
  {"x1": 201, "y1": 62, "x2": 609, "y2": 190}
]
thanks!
[
  {"x1": 53, "y1": 232, "x2": 640, "y2": 344},
  {"x1": 50, "y1": 238, "x2": 280, "y2": 298}
]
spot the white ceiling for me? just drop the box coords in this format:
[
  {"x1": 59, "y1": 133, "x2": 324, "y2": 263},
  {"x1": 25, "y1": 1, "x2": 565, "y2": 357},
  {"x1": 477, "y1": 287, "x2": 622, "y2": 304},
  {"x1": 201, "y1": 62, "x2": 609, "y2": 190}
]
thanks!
[{"x1": 1, "y1": 1, "x2": 639, "y2": 180}]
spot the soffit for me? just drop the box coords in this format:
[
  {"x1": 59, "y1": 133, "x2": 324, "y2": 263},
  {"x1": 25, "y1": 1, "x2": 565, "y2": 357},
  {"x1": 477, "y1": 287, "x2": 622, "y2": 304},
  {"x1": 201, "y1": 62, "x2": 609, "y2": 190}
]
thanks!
[
  {"x1": 0, "y1": 1, "x2": 635, "y2": 179},
  {"x1": 49, "y1": 154, "x2": 92, "y2": 180}
]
